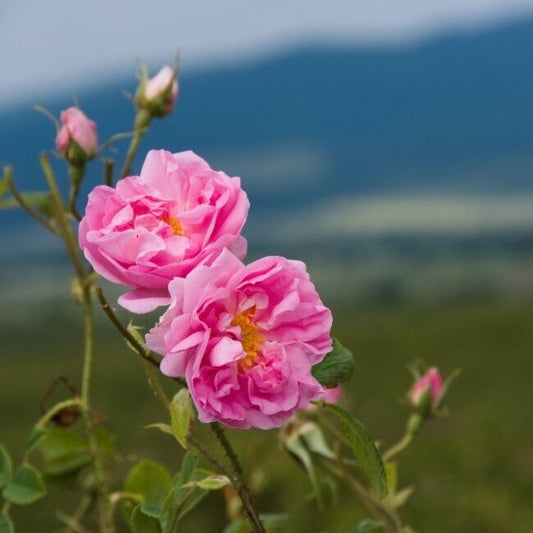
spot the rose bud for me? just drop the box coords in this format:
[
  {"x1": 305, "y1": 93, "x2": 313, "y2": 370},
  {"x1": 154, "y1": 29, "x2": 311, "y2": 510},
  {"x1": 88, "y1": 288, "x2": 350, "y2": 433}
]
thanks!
[
  {"x1": 136, "y1": 66, "x2": 178, "y2": 118},
  {"x1": 56, "y1": 107, "x2": 98, "y2": 164},
  {"x1": 322, "y1": 385, "x2": 343, "y2": 404},
  {"x1": 409, "y1": 366, "x2": 444, "y2": 416}
]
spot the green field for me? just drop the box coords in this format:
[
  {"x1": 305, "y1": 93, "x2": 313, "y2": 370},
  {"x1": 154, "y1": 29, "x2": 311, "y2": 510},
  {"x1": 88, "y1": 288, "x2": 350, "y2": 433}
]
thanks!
[{"x1": 1, "y1": 300, "x2": 532, "y2": 532}]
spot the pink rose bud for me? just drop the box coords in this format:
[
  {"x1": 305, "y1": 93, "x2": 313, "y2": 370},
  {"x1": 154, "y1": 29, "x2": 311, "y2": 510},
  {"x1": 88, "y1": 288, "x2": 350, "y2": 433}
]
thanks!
[
  {"x1": 410, "y1": 367, "x2": 444, "y2": 413},
  {"x1": 56, "y1": 107, "x2": 98, "y2": 163},
  {"x1": 137, "y1": 66, "x2": 178, "y2": 118},
  {"x1": 322, "y1": 385, "x2": 343, "y2": 404}
]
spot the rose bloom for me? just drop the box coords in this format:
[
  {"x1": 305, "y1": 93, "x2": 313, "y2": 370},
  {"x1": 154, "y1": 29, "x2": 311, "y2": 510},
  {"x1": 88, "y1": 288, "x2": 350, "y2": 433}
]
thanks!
[
  {"x1": 146, "y1": 250, "x2": 333, "y2": 429},
  {"x1": 56, "y1": 107, "x2": 98, "y2": 160},
  {"x1": 411, "y1": 367, "x2": 443, "y2": 408},
  {"x1": 79, "y1": 150, "x2": 249, "y2": 313}
]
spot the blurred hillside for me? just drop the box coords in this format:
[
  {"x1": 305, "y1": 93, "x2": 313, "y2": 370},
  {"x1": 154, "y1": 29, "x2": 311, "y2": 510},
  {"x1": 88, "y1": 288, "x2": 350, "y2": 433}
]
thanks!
[{"x1": 2, "y1": 17, "x2": 533, "y2": 309}]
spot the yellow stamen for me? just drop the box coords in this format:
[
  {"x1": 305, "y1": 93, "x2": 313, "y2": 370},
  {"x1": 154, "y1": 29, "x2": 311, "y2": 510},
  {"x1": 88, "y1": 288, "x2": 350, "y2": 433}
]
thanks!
[
  {"x1": 231, "y1": 308, "x2": 264, "y2": 369},
  {"x1": 161, "y1": 214, "x2": 183, "y2": 236}
]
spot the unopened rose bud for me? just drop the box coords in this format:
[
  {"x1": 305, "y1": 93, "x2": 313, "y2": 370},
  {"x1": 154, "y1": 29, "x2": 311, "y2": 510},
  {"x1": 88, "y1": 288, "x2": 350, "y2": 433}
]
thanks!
[
  {"x1": 409, "y1": 366, "x2": 444, "y2": 415},
  {"x1": 136, "y1": 66, "x2": 178, "y2": 118},
  {"x1": 322, "y1": 385, "x2": 343, "y2": 404},
  {"x1": 56, "y1": 107, "x2": 98, "y2": 164}
]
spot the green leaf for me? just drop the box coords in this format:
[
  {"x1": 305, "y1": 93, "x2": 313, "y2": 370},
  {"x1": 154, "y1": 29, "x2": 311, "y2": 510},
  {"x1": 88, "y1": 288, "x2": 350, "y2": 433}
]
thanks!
[
  {"x1": 160, "y1": 453, "x2": 209, "y2": 529},
  {"x1": 299, "y1": 423, "x2": 336, "y2": 460},
  {"x1": 0, "y1": 511, "x2": 14, "y2": 533},
  {"x1": 184, "y1": 474, "x2": 231, "y2": 491},
  {"x1": 145, "y1": 423, "x2": 174, "y2": 436},
  {"x1": 0, "y1": 191, "x2": 53, "y2": 217},
  {"x1": 139, "y1": 502, "x2": 162, "y2": 518},
  {"x1": 121, "y1": 460, "x2": 172, "y2": 525},
  {"x1": 0, "y1": 444, "x2": 12, "y2": 488},
  {"x1": 312, "y1": 338, "x2": 355, "y2": 388},
  {"x1": 38, "y1": 428, "x2": 91, "y2": 476},
  {"x1": 325, "y1": 404, "x2": 387, "y2": 498},
  {"x1": 169, "y1": 389, "x2": 194, "y2": 449},
  {"x1": 130, "y1": 505, "x2": 161, "y2": 533},
  {"x1": 124, "y1": 460, "x2": 172, "y2": 505},
  {"x1": 2, "y1": 463, "x2": 46, "y2": 505},
  {"x1": 349, "y1": 519, "x2": 385, "y2": 532}
]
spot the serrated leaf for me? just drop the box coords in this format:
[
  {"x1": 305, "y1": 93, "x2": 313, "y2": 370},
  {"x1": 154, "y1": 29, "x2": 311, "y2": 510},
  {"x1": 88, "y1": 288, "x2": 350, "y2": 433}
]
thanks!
[
  {"x1": 185, "y1": 474, "x2": 231, "y2": 491},
  {"x1": 0, "y1": 511, "x2": 14, "y2": 533},
  {"x1": 0, "y1": 191, "x2": 53, "y2": 217},
  {"x1": 2, "y1": 463, "x2": 46, "y2": 505},
  {"x1": 312, "y1": 338, "x2": 355, "y2": 388},
  {"x1": 325, "y1": 404, "x2": 387, "y2": 498},
  {"x1": 349, "y1": 519, "x2": 385, "y2": 532},
  {"x1": 130, "y1": 505, "x2": 161, "y2": 533},
  {"x1": 169, "y1": 389, "x2": 194, "y2": 449},
  {"x1": 0, "y1": 444, "x2": 12, "y2": 488},
  {"x1": 122, "y1": 460, "x2": 171, "y2": 527},
  {"x1": 38, "y1": 428, "x2": 91, "y2": 476},
  {"x1": 124, "y1": 460, "x2": 172, "y2": 505},
  {"x1": 145, "y1": 423, "x2": 174, "y2": 436}
]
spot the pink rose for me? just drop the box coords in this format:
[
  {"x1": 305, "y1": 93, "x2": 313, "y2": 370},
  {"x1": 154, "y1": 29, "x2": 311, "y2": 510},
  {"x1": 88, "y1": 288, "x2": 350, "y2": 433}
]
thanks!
[
  {"x1": 411, "y1": 367, "x2": 443, "y2": 409},
  {"x1": 56, "y1": 107, "x2": 98, "y2": 162},
  {"x1": 79, "y1": 150, "x2": 249, "y2": 313},
  {"x1": 146, "y1": 250, "x2": 333, "y2": 429},
  {"x1": 138, "y1": 66, "x2": 178, "y2": 117}
]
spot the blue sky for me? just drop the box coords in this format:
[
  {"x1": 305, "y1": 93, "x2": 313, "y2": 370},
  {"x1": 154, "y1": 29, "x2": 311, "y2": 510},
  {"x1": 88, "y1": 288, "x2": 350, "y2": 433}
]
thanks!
[{"x1": 2, "y1": 0, "x2": 533, "y2": 107}]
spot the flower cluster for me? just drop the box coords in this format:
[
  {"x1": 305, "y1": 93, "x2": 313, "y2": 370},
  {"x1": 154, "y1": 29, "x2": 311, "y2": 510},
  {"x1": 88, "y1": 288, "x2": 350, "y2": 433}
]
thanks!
[{"x1": 80, "y1": 147, "x2": 332, "y2": 428}]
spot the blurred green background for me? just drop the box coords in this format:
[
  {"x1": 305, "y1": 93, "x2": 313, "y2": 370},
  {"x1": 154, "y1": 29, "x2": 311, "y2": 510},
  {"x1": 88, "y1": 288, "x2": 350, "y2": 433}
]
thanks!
[{"x1": 2, "y1": 292, "x2": 532, "y2": 532}]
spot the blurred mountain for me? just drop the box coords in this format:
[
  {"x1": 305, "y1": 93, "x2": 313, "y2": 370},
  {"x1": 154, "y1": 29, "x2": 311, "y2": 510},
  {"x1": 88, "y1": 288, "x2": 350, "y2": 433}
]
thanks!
[{"x1": 2, "y1": 17, "x2": 533, "y2": 306}]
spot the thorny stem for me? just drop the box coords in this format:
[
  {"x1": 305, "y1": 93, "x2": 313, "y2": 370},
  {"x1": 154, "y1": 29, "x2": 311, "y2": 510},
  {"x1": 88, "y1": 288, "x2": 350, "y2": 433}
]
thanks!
[
  {"x1": 120, "y1": 109, "x2": 151, "y2": 179},
  {"x1": 104, "y1": 159, "x2": 115, "y2": 186},
  {"x1": 41, "y1": 153, "x2": 113, "y2": 532},
  {"x1": 143, "y1": 359, "x2": 170, "y2": 409},
  {"x1": 94, "y1": 286, "x2": 162, "y2": 368},
  {"x1": 188, "y1": 433, "x2": 232, "y2": 480},
  {"x1": 68, "y1": 164, "x2": 85, "y2": 221},
  {"x1": 210, "y1": 423, "x2": 265, "y2": 533},
  {"x1": 4, "y1": 166, "x2": 55, "y2": 233}
]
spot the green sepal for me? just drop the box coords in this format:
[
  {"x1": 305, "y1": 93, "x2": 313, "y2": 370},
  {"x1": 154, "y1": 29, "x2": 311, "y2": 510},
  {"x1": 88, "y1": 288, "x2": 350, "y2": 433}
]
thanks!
[{"x1": 312, "y1": 338, "x2": 355, "y2": 388}]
